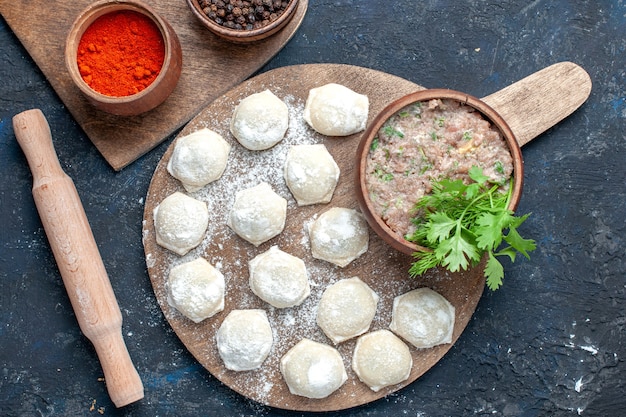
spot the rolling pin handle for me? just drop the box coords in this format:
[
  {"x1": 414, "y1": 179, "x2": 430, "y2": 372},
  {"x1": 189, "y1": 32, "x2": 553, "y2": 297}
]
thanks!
[
  {"x1": 92, "y1": 328, "x2": 145, "y2": 408},
  {"x1": 12, "y1": 109, "x2": 64, "y2": 187}
]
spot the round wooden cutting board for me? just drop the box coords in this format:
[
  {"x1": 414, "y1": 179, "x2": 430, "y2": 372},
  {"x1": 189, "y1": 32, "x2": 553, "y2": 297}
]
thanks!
[{"x1": 142, "y1": 64, "x2": 486, "y2": 412}]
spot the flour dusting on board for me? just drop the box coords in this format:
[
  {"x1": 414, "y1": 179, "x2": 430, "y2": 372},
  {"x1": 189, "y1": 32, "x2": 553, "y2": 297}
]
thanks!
[{"x1": 143, "y1": 80, "x2": 466, "y2": 410}]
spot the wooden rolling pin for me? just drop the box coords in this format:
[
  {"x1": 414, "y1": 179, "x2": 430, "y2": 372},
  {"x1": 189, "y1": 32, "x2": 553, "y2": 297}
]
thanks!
[{"x1": 13, "y1": 109, "x2": 144, "y2": 408}]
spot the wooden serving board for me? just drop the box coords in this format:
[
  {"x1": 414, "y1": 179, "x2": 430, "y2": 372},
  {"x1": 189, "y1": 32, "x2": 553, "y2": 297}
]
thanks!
[
  {"x1": 142, "y1": 62, "x2": 591, "y2": 411},
  {"x1": 0, "y1": 0, "x2": 308, "y2": 171},
  {"x1": 142, "y1": 64, "x2": 487, "y2": 412},
  {"x1": 141, "y1": 62, "x2": 591, "y2": 411}
]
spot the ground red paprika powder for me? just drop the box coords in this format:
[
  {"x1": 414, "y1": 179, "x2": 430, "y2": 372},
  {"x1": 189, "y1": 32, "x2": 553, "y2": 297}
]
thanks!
[{"x1": 77, "y1": 10, "x2": 165, "y2": 97}]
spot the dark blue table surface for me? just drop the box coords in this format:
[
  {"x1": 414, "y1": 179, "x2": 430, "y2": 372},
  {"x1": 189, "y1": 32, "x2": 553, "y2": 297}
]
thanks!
[{"x1": 1, "y1": 1, "x2": 624, "y2": 416}]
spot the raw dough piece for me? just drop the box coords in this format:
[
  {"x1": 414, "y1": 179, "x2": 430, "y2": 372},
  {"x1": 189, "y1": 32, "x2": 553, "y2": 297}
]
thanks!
[
  {"x1": 230, "y1": 89, "x2": 289, "y2": 150},
  {"x1": 316, "y1": 277, "x2": 379, "y2": 344},
  {"x1": 352, "y1": 329, "x2": 412, "y2": 392},
  {"x1": 280, "y1": 338, "x2": 347, "y2": 399},
  {"x1": 390, "y1": 288, "x2": 455, "y2": 349},
  {"x1": 227, "y1": 182, "x2": 287, "y2": 246},
  {"x1": 216, "y1": 309, "x2": 273, "y2": 371},
  {"x1": 284, "y1": 144, "x2": 340, "y2": 206},
  {"x1": 303, "y1": 83, "x2": 369, "y2": 136},
  {"x1": 167, "y1": 258, "x2": 225, "y2": 323},
  {"x1": 167, "y1": 128, "x2": 231, "y2": 192},
  {"x1": 249, "y1": 246, "x2": 310, "y2": 308},
  {"x1": 154, "y1": 192, "x2": 209, "y2": 256},
  {"x1": 308, "y1": 207, "x2": 369, "y2": 267}
]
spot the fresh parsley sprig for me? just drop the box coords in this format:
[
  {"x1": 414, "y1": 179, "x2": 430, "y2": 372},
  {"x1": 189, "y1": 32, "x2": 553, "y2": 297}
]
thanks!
[{"x1": 406, "y1": 166, "x2": 536, "y2": 290}]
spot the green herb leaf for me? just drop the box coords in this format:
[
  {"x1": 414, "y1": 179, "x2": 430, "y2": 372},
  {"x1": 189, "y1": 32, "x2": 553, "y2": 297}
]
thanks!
[
  {"x1": 485, "y1": 252, "x2": 504, "y2": 290},
  {"x1": 409, "y1": 250, "x2": 439, "y2": 277},
  {"x1": 374, "y1": 167, "x2": 394, "y2": 182},
  {"x1": 435, "y1": 231, "x2": 481, "y2": 272},
  {"x1": 425, "y1": 212, "x2": 457, "y2": 243},
  {"x1": 370, "y1": 137, "x2": 379, "y2": 151},
  {"x1": 407, "y1": 167, "x2": 536, "y2": 290},
  {"x1": 475, "y1": 210, "x2": 514, "y2": 249},
  {"x1": 383, "y1": 125, "x2": 405, "y2": 138},
  {"x1": 503, "y1": 223, "x2": 536, "y2": 259},
  {"x1": 468, "y1": 166, "x2": 489, "y2": 184},
  {"x1": 495, "y1": 246, "x2": 520, "y2": 262}
]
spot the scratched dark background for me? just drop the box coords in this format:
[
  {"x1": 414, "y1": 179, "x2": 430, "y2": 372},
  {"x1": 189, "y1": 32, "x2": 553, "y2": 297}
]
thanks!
[{"x1": 1, "y1": 1, "x2": 624, "y2": 416}]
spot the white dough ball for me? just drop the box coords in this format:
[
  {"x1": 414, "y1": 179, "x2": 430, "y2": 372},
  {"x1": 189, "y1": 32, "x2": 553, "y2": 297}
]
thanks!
[
  {"x1": 249, "y1": 246, "x2": 310, "y2": 308},
  {"x1": 390, "y1": 288, "x2": 456, "y2": 349},
  {"x1": 167, "y1": 128, "x2": 231, "y2": 192},
  {"x1": 284, "y1": 144, "x2": 340, "y2": 206},
  {"x1": 216, "y1": 309, "x2": 273, "y2": 371},
  {"x1": 227, "y1": 182, "x2": 287, "y2": 246},
  {"x1": 308, "y1": 207, "x2": 369, "y2": 267},
  {"x1": 303, "y1": 83, "x2": 369, "y2": 136},
  {"x1": 352, "y1": 330, "x2": 412, "y2": 392},
  {"x1": 280, "y1": 338, "x2": 347, "y2": 399},
  {"x1": 154, "y1": 192, "x2": 209, "y2": 256},
  {"x1": 230, "y1": 89, "x2": 289, "y2": 150},
  {"x1": 316, "y1": 277, "x2": 379, "y2": 344},
  {"x1": 167, "y1": 258, "x2": 225, "y2": 323}
]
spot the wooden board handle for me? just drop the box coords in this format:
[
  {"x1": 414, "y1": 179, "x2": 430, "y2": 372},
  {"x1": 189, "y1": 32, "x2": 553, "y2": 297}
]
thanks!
[
  {"x1": 13, "y1": 109, "x2": 144, "y2": 408},
  {"x1": 482, "y1": 61, "x2": 592, "y2": 147}
]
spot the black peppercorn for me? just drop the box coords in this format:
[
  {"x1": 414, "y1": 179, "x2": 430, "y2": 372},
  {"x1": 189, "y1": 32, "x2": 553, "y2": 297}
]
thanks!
[{"x1": 198, "y1": 0, "x2": 290, "y2": 30}]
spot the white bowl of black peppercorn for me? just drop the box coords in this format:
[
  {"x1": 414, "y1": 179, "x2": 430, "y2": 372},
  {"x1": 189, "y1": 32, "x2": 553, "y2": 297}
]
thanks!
[{"x1": 186, "y1": 0, "x2": 299, "y2": 43}]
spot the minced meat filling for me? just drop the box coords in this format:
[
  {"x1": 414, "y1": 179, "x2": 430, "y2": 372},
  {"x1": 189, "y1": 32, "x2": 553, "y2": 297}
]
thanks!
[{"x1": 365, "y1": 98, "x2": 513, "y2": 238}]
